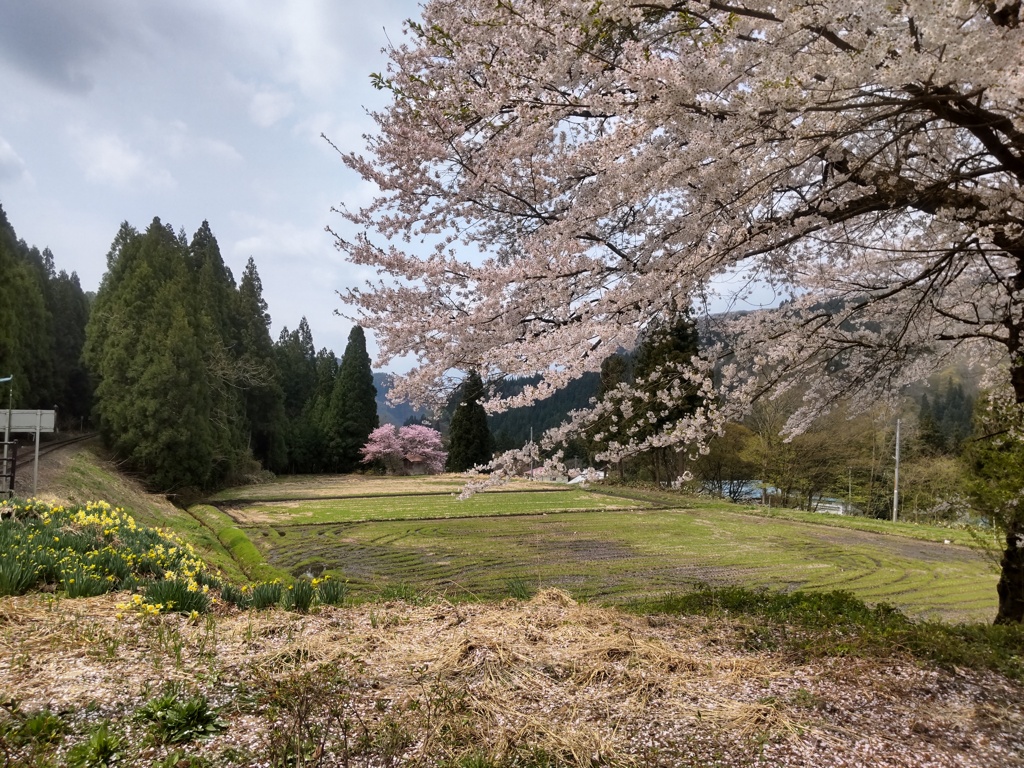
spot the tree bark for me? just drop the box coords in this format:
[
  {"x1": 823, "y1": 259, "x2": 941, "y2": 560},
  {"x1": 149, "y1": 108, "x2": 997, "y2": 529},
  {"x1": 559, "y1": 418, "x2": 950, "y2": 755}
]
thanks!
[
  {"x1": 995, "y1": 521, "x2": 1024, "y2": 624},
  {"x1": 995, "y1": 302, "x2": 1024, "y2": 622}
]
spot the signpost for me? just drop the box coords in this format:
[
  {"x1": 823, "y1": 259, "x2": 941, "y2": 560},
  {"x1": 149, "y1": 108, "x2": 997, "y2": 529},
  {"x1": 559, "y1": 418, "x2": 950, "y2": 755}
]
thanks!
[{"x1": 0, "y1": 409, "x2": 56, "y2": 496}]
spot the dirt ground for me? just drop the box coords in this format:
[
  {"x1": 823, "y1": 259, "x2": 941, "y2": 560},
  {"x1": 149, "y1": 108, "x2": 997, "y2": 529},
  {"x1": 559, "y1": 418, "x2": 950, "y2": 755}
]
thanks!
[{"x1": 11, "y1": 439, "x2": 84, "y2": 499}]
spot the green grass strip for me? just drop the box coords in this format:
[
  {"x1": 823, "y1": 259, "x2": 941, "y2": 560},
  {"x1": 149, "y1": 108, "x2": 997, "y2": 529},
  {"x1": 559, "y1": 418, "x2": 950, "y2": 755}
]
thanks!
[
  {"x1": 230, "y1": 489, "x2": 648, "y2": 525},
  {"x1": 597, "y1": 484, "x2": 998, "y2": 550},
  {"x1": 727, "y1": 505, "x2": 994, "y2": 548},
  {"x1": 187, "y1": 505, "x2": 289, "y2": 583}
]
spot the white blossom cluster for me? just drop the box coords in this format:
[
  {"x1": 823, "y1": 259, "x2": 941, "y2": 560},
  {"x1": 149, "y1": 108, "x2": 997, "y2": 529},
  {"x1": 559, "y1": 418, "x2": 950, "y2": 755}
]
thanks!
[{"x1": 336, "y1": 0, "x2": 1024, "y2": 466}]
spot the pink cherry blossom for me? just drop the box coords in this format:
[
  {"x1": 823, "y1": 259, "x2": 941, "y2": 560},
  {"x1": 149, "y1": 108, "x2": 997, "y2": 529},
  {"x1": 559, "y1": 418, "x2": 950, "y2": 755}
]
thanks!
[{"x1": 362, "y1": 423, "x2": 447, "y2": 474}]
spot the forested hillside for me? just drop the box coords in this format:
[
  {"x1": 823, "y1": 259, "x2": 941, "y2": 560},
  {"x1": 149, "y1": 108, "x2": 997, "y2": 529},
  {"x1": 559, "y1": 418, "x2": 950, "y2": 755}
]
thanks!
[
  {"x1": 373, "y1": 373, "x2": 422, "y2": 426},
  {"x1": 487, "y1": 372, "x2": 601, "y2": 453},
  {"x1": 0, "y1": 203, "x2": 92, "y2": 427}
]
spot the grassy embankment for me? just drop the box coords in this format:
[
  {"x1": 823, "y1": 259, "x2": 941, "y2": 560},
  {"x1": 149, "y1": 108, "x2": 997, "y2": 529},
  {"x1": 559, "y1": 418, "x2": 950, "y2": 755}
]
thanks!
[{"x1": 33, "y1": 446, "x2": 287, "y2": 584}]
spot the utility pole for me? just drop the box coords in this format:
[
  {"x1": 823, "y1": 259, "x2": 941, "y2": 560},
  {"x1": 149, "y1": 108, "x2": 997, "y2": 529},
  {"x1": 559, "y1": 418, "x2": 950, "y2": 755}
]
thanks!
[
  {"x1": 892, "y1": 417, "x2": 901, "y2": 523},
  {"x1": 529, "y1": 426, "x2": 534, "y2": 480},
  {"x1": 847, "y1": 466, "x2": 852, "y2": 515},
  {"x1": 1, "y1": 376, "x2": 11, "y2": 497}
]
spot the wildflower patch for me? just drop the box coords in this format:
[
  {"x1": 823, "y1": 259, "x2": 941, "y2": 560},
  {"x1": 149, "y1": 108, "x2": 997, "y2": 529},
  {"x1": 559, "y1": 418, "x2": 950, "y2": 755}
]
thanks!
[{"x1": 0, "y1": 498, "x2": 215, "y2": 615}]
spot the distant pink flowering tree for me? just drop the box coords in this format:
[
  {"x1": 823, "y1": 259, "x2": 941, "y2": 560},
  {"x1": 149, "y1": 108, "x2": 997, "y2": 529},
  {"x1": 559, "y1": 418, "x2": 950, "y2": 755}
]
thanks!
[
  {"x1": 397, "y1": 424, "x2": 448, "y2": 474},
  {"x1": 361, "y1": 424, "x2": 447, "y2": 475},
  {"x1": 361, "y1": 425, "x2": 405, "y2": 474}
]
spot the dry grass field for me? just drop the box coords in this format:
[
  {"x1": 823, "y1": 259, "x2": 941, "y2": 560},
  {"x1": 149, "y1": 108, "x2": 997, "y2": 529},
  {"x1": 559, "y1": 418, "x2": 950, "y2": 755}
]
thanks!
[{"x1": 3, "y1": 589, "x2": 1022, "y2": 767}]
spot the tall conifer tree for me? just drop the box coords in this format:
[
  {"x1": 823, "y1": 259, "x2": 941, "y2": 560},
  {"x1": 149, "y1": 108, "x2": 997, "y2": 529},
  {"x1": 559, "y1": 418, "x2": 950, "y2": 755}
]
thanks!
[
  {"x1": 238, "y1": 258, "x2": 287, "y2": 469},
  {"x1": 273, "y1": 318, "x2": 322, "y2": 472},
  {"x1": 0, "y1": 206, "x2": 56, "y2": 408},
  {"x1": 324, "y1": 325, "x2": 378, "y2": 472},
  {"x1": 84, "y1": 217, "x2": 255, "y2": 490},
  {"x1": 446, "y1": 370, "x2": 493, "y2": 472},
  {"x1": 49, "y1": 269, "x2": 92, "y2": 425}
]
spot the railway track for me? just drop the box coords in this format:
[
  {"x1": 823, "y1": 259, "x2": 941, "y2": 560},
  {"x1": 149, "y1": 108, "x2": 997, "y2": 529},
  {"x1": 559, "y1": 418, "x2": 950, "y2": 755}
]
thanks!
[{"x1": 10, "y1": 432, "x2": 98, "y2": 468}]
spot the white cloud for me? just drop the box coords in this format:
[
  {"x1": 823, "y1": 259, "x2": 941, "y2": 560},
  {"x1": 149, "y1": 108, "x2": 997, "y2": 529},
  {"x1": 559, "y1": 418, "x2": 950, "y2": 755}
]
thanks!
[
  {"x1": 226, "y1": 211, "x2": 379, "y2": 353},
  {"x1": 249, "y1": 90, "x2": 295, "y2": 128},
  {"x1": 160, "y1": 119, "x2": 243, "y2": 164},
  {"x1": 0, "y1": 136, "x2": 29, "y2": 183},
  {"x1": 299, "y1": 110, "x2": 374, "y2": 154},
  {"x1": 70, "y1": 128, "x2": 175, "y2": 189},
  {"x1": 218, "y1": 0, "x2": 406, "y2": 101}
]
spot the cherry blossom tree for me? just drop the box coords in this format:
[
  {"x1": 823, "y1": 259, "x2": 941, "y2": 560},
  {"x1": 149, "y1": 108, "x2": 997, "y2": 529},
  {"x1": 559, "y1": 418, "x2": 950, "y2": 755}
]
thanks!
[
  {"x1": 361, "y1": 424, "x2": 447, "y2": 474},
  {"x1": 361, "y1": 424, "x2": 405, "y2": 474},
  {"x1": 334, "y1": 0, "x2": 1024, "y2": 621},
  {"x1": 398, "y1": 424, "x2": 448, "y2": 474}
]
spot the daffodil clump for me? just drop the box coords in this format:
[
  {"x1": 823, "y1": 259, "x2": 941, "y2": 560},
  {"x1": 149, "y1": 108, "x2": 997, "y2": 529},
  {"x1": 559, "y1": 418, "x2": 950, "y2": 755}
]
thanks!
[
  {"x1": 0, "y1": 498, "x2": 215, "y2": 614},
  {"x1": 216, "y1": 575, "x2": 345, "y2": 613}
]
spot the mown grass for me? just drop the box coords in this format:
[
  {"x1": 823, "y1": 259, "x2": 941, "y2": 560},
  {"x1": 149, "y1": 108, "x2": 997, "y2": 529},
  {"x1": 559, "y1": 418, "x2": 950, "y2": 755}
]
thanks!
[
  {"x1": 228, "y1": 488, "x2": 648, "y2": 525},
  {"x1": 630, "y1": 584, "x2": 1024, "y2": 682},
  {"x1": 725, "y1": 504, "x2": 992, "y2": 548},
  {"x1": 598, "y1": 484, "x2": 991, "y2": 548},
  {"x1": 247, "y1": 504, "x2": 997, "y2": 623},
  {"x1": 208, "y1": 474, "x2": 564, "y2": 503}
]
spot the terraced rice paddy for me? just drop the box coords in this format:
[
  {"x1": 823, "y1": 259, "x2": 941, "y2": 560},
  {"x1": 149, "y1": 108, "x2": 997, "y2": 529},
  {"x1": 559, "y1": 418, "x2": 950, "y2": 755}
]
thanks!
[
  {"x1": 209, "y1": 477, "x2": 999, "y2": 624},
  {"x1": 208, "y1": 474, "x2": 562, "y2": 502}
]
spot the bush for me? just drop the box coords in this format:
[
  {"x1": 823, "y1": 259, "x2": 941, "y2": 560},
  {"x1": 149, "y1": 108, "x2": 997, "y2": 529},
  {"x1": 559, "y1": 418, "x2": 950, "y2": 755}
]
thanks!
[
  {"x1": 88, "y1": 550, "x2": 131, "y2": 585},
  {"x1": 316, "y1": 577, "x2": 347, "y2": 607},
  {"x1": 0, "y1": 555, "x2": 38, "y2": 597},
  {"x1": 62, "y1": 565, "x2": 113, "y2": 599},
  {"x1": 0, "y1": 703, "x2": 66, "y2": 751},
  {"x1": 220, "y1": 583, "x2": 250, "y2": 609},
  {"x1": 505, "y1": 577, "x2": 533, "y2": 601},
  {"x1": 136, "y1": 685, "x2": 225, "y2": 745},
  {"x1": 379, "y1": 582, "x2": 421, "y2": 604},
  {"x1": 196, "y1": 570, "x2": 221, "y2": 591},
  {"x1": 66, "y1": 721, "x2": 122, "y2": 768}
]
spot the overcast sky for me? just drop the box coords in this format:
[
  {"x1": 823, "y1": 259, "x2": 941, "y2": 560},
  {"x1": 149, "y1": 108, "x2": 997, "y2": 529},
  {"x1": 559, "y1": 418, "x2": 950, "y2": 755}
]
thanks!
[{"x1": 0, "y1": 0, "x2": 421, "y2": 368}]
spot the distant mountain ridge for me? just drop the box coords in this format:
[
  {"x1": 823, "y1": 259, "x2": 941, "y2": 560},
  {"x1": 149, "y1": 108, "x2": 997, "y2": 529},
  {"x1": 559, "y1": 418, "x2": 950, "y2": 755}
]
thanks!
[{"x1": 374, "y1": 372, "x2": 424, "y2": 426}]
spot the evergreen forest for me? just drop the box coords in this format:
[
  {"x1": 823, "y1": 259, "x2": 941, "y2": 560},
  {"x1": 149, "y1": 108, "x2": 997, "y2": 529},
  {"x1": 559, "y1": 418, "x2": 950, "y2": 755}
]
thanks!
[
  {"x1": 1, "y1": 207, "x2": 386, "y2": 493},
  {"x1": 82, "y1": 217, "x2": 387, "y2": 491},
  {"x1": 0, "y1": 204, "x2": 92, "y2": 426}
]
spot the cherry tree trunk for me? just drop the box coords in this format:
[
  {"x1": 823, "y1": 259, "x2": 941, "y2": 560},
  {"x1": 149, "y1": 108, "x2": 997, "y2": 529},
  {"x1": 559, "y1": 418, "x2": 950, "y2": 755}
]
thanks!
[
  {"x1": 997, "y1": 353, "x2": 1024, "y2": 624},
  {"x1": 995, "y1": 521, "x2": 1024, "y2": 624}
]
